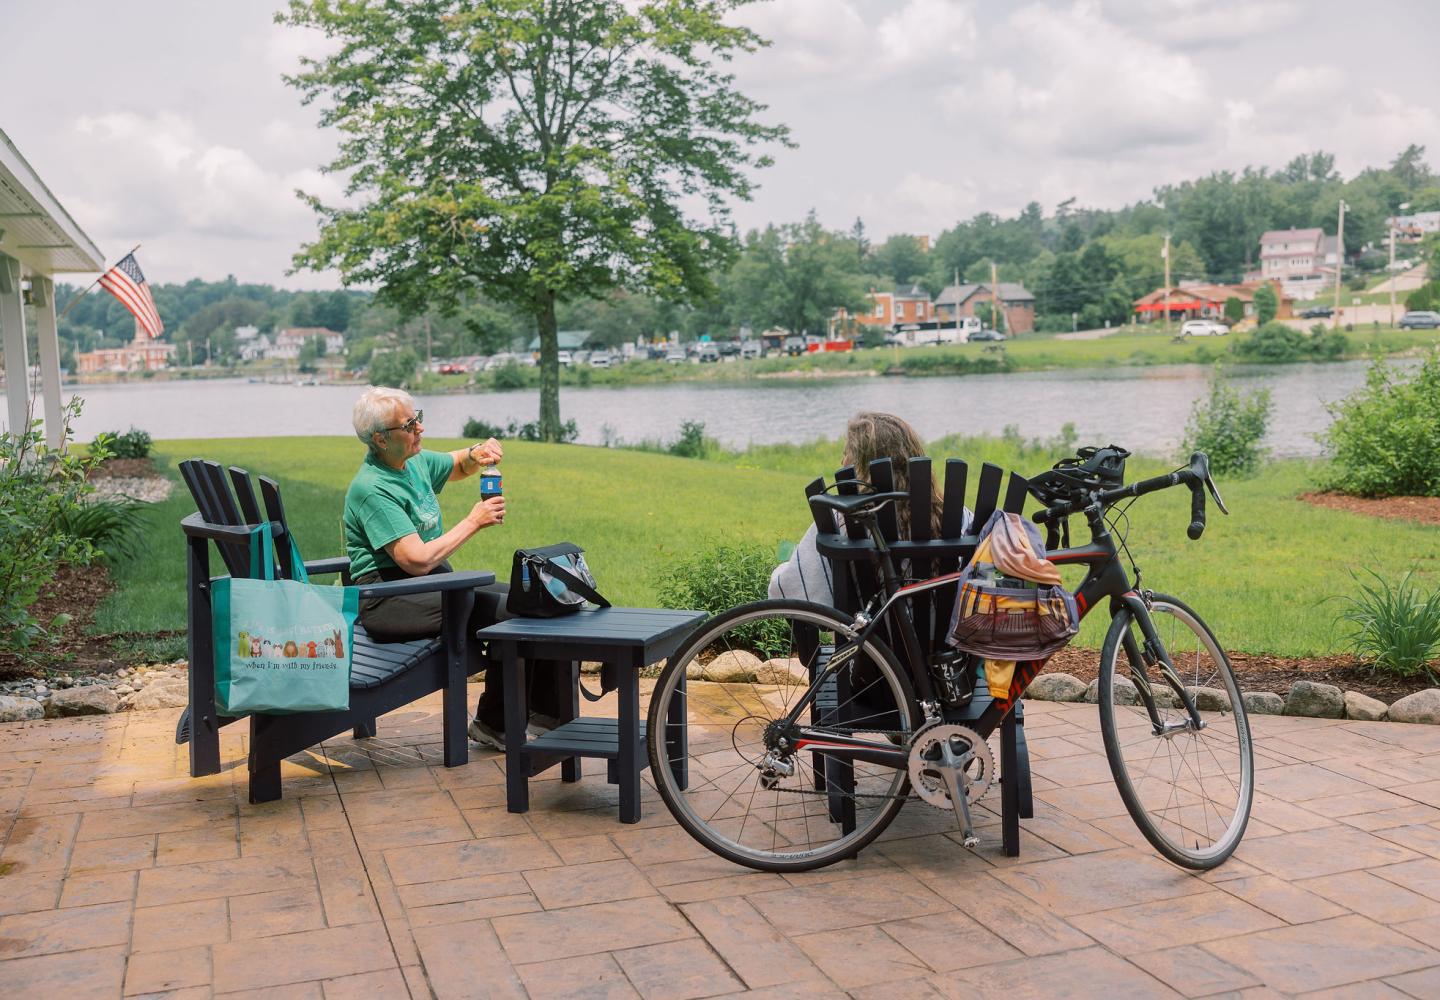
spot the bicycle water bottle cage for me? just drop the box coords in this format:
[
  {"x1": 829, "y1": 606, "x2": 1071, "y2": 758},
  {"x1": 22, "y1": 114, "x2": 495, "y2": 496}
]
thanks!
[{"x1": 1028, "y1": 445, "x2": 1132, "y2": 506}]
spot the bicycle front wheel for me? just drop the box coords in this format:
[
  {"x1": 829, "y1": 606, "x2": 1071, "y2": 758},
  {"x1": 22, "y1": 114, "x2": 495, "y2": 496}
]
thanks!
[
  {"x1": 646, "y1": 599, "x2": 920, "y2": 872},
  {"x1": 1099, "y1": 593, "x2": 1253, "y2": 869}
]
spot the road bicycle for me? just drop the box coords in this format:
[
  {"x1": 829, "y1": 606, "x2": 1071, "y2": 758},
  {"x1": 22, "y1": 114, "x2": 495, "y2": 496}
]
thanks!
[{"x1": 646, "y1": 447, "x2": 1253, "y2": 872}]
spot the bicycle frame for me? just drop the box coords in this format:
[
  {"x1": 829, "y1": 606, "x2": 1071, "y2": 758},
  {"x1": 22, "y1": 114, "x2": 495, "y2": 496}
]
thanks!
[{"x1": 780, "y1": 499, "x2": 1202, "y2": 772}]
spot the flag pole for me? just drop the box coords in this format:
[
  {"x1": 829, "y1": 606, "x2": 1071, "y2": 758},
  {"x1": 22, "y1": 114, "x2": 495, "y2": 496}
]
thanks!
[{"x1": 56, "y1": 243, "x2": 143, "y2": 320}]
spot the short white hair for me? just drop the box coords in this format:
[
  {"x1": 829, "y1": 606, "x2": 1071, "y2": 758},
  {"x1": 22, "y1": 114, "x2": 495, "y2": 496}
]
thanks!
[{"x1": 353, "y1": 386, "x2": 414, "y2": 452}]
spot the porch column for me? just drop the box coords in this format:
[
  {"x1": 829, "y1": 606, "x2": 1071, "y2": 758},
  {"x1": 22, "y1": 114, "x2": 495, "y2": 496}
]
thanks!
[
  {"x1": 0, "y1": 252, "x2": 29, "y2": 439},
  {"x1": 32, "y1": 276, "x2": 63, "y2": 449}
]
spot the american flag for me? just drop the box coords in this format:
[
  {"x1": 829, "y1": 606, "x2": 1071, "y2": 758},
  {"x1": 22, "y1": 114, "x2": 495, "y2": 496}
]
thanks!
[{"x1": 97, "y1": 253, "x2": 164, "y2": 339}]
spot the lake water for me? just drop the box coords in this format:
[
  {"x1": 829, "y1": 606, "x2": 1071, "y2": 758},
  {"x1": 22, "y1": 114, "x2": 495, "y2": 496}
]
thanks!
[{"x1": 61, "y1": 359, "x2": 1397, "y2": 458}]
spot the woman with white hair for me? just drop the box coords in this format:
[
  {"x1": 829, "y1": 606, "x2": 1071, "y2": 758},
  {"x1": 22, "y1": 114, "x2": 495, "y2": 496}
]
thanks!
[{"x1": 343, "y1": 385, "x2": 562, "y2": 750}]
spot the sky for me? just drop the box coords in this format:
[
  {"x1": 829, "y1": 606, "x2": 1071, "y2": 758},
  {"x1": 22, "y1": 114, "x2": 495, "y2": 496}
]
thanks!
[{"x1": 2, "y1": 0, "x2": 1437, "y2": 290}]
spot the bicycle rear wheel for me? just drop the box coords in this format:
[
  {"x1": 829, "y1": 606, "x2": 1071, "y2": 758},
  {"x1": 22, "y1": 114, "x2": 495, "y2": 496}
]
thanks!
[
  {"x1": 1099, "y1": 593, "x2": 1253, "y2": 869},
  {"x1": 646, "y1": 600, "x2": 920, "y2": 872}
]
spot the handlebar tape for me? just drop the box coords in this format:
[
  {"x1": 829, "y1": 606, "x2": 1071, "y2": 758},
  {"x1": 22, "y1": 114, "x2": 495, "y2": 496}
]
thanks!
[{"x1": 1187, "y1": 481, "x2": 1206, "y2": 540}]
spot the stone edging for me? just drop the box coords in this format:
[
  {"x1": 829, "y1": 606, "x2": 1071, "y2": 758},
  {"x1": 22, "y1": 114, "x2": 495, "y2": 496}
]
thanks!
[{"x1": 1026, "y1": 673, "x2": 1440, "y2": 725}]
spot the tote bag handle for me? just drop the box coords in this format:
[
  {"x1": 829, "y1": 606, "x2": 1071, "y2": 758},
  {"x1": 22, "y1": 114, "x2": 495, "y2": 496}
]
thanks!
[{"x1": 247, "y1": 521, "x2": 309, "y2": 583}]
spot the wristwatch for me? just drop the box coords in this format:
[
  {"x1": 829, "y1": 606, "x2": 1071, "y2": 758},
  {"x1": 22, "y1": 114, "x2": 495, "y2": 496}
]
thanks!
[{"x1": 466, "y1": 443, "x2": 481, "y2": 466}]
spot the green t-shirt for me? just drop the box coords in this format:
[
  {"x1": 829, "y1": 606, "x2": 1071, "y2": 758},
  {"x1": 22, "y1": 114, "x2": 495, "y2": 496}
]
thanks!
[{"x1": 344, "y1": 449, "x2": 455, "y2": 580}]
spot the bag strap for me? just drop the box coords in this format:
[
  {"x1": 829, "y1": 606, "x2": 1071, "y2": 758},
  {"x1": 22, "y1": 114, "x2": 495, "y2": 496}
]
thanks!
[
  {"x1": 248, "y1": 522, "x2": 277, "y2": 581},
  {"x1": 542, "y1": 559, "x2": 612, "y2": 609}
]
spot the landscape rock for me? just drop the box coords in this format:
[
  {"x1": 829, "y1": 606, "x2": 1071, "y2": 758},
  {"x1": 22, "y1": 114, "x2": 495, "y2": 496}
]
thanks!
[
  {"x1": 1084, "y1": 675, "x2": 1138, "y2": 706},
  {"x1": 45, "y1": 686, "x2": 120, "y2": 717},
  {"x1": 1027, "y1": 673, "x2": 1088, "y2": 703},
  {"x1": 1186, "y1": 686, "x2": 1231, "y2": 712},
  {"x1": 0, "y1": 696, "x2": 45, "y2": 722},
  {"x1": 1243, "y1": 691, "x2": 1285, "y2": 715},
  {"x1": 129, "y1": 678, "x2": 189, "y2": 712},
  {"x1": 753, "y1": 657, "x2": 807, "y2": 685},
  {"x1": 691, "y1": 649, "x2": 762, "y2": 682},
  {"x1": 1344, "y1": 690, "x2": 1389, "y2": 722},
  {"x1": 1285, "y1": 680, "x2": 1345, "y2": 719},
  {"x1": 1388, "y1": 689, "x2": 1440, "y2": 726}
]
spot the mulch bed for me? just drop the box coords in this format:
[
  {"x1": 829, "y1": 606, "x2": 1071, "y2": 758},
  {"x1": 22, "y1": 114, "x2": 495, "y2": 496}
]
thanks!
[
  {"x1": 1041, "y1": 645, "x2": 1433, "y2": 705},
  {"x1": 1299, "y1": 491, "x2": 1440, "y2": 526},
  {"x1": 87, "y1": 457, "x2": 161, "y2": 480},
  {"x1": 0, "y1": 563, "x2": 127, "y2": 679}
]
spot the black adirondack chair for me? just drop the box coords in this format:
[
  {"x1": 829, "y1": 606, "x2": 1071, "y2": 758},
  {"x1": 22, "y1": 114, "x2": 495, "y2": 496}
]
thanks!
[
  {"x1": 805, "y1": 455, "x2": 1036, "y2": 856},
  {"x1": 176, "y1": 459, "x2": 493, "y2": 803}
]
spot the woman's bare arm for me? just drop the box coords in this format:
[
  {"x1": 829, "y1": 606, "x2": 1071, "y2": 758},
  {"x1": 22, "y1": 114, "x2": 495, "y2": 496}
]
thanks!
[{"x1": 384, "y1": 497, "x2": 505, "y2": 575}]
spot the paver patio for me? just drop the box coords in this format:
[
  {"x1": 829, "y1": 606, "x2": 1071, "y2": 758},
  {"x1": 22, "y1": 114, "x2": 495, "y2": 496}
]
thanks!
[{"x1": 3, "y1": 686, "x2": 1440, "y2": 998}]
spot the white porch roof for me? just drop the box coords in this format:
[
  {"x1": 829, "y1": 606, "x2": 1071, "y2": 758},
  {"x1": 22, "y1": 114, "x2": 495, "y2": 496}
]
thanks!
[{"x1": 0, "y1": 127, "x2": 104, "y2": 275}]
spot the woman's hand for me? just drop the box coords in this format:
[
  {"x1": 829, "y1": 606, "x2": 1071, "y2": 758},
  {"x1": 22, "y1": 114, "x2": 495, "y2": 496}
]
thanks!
[
  {"x1": 466, "y1": 496, "x2": 506, "y2": 530},
  {"x1": 470, "y1": 438, "x2": 503, "y2": 466}
]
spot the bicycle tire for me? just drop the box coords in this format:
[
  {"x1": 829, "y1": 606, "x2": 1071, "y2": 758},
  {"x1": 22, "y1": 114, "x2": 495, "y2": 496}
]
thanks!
[
  {"x1": 646, "y1": 599, "x2": 921, "y2": 873},
  {"x1": 1099, "y1": 592, "x2": 1253, "y2": 869}
]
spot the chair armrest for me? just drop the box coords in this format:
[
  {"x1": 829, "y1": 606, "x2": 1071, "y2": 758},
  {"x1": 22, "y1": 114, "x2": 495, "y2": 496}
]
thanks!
[
  {"x1": 181, "y1": 512, "x2": 290, "y2": 542},
  {"x1": 355, "y1": 571, "x2": 495, "y2": 600},
  {"x1": 303, "y1": 557, "x2": 351, "y2": 578}
]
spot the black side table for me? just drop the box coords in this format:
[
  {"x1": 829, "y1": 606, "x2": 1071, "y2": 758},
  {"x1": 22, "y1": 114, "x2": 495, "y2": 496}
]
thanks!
[{"x1": 475, "y1": 607, "x2": 706, "y2": 824}]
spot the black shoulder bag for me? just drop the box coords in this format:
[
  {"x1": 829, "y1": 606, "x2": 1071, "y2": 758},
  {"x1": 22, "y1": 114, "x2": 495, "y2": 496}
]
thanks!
[{"x1": 506, "y1": 542, "x2": 611, "y2": 618}]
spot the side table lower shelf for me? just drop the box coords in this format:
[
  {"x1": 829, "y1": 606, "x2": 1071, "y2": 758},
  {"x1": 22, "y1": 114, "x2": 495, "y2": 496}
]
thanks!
[{"x1": 524, "y1": 717, "x2": 650, "y2": 783}]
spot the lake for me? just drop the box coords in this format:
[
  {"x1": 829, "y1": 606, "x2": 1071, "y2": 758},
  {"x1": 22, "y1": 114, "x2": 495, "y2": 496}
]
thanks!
[{"x1": 62, "y1": 359, "x2": 1395, "y2": 458}]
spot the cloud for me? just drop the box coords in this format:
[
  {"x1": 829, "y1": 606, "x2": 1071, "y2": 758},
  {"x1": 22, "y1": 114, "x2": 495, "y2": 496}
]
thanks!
[
  {"x1": 1103, "y1": 0, "x2": 1303, "y2": 48},
  {"x1": 942, "y1": 2, "x2": 1217, "y2": 158},
  {"x1": 1266, "y1": 65, "x2": 1345, "y2": 109},
  {"x1": 735, "y1": 0, "x2": 977, "y2": 81}
]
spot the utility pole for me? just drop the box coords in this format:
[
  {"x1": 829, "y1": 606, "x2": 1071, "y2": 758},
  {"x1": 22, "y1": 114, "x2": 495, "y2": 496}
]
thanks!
[
  {"x1": 1332, "y1": 200, "x2": 1347, "y2": 329},
  {"x1": 953, "y1": 267, "x2": 961, "y2": 333},
  {"x1": 187, "y1": 340, "x2": 192, "y2": 368},
  {"x1": 424, "y1": 315, "x2": 433, "y2": 369},
  {"x1": 205, "y1": 336, "x2": 211, "y2": 368},
  {"x1": 990, "y1": 260, "x2": 1002, "y2": 333},
  {"x1": 1162, "y1": 233, "x2": 1172, "y2": 334}
]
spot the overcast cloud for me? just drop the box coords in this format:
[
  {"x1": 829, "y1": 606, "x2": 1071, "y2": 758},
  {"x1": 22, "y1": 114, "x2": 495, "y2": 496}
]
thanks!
[{"x1": 1, "y1": 0, "x2": 1436, "y2": 288}]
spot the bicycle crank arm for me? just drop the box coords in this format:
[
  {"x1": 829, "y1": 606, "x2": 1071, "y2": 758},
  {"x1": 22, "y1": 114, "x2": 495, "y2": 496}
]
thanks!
[
  {"x1": 937, "y1": 741, "x2": 980, "y2": 848},
  {"x1": 791, "y1": 730, "x2": 909, "y2": 770}
]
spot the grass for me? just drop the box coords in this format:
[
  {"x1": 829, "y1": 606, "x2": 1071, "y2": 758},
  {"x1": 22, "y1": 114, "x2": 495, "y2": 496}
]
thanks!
[{"x1": 96, "y1": 434, "x2": 1440, "y2": 660}]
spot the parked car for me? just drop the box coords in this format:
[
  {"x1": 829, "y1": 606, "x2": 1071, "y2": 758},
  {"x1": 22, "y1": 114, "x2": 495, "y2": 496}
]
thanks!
[
  {"x1": 1297, "y1": 306, "x2": 1334, "y2": 319},
  {"x1": 589, "y1": 351, "x2": 611, "y2": 368},
  {"x1": 740, "y1": 341, "x2": 763, "y2": 360},
  {"x1": 645, "y1": 345, "x2": 668, "y2": 361},
  {"x1": 438, "y1": 361, "x2": 467, "y2": 375},
  {"x1": 1180, "y1": 319, "x2": 1229, "y2": 337},
  {"x1": 697, "y1": 344, "x2": 720, "y2": 363},
  {"x1": 665, "y1": 347, "x2": 687, "y2": 364},
  {"x1": 783, "y1": 335, "x2": 806, "y2": 356},
  {"x1": 484, "y1": 352, "x2": 516, "y2": 370},
  {"x1": 1399, "y1": 311, "x2": 1440, "y2": 329},
  {"x1": 969, "y1": 328, "x2": 1007, "y2": 342},
  {"x1": 717, "y1": 341, "x2": 741, "y2": 358},
  {"x1": 556, "y1": 350, "x2": 573, "y2": 366}
]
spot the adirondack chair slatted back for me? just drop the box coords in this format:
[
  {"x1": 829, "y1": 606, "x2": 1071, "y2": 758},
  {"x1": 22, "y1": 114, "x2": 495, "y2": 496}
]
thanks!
[
  {"x1": 258, "y1": 476, "x2": 296, "y2": 578},
  {"x1": 818, "y1": 455, "x2": 1032, "y2": 659},
  {"x1": 178, "y1": 459, "x2": 290, "y2": 581},
  {"x1": 179, "y1": 460, "x2": 249, "y2": 577}
]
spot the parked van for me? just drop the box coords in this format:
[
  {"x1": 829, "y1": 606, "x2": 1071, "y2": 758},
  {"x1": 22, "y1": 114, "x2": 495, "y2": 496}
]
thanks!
[{"x1": 740, "y1": 341, "x2": 763, "y2": 360}]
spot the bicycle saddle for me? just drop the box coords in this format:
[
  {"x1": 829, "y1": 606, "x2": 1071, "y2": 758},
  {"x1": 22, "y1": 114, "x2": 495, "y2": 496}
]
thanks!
[{"x1": 808, "y1": 490, "x2": 909, "y2": 518}]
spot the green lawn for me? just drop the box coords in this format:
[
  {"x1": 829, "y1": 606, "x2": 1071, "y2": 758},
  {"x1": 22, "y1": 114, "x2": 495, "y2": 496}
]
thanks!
[{"x1": 103, "y1": 435, "x2": 1440, "y2": 660}]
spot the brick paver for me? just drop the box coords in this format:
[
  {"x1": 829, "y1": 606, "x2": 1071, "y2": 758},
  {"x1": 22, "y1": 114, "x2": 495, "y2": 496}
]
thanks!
[{"x1": 4, "y1": 690, "x2": 1440, "y2": 997}]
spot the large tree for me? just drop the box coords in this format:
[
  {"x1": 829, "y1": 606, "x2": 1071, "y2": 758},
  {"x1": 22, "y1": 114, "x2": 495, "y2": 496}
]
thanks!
[
  {"x1": 726, "y1": 213, "x2": 868, "y2": 338},
  {"x1": 280, "y1": 0, "x2": 787, "y2": 439}
]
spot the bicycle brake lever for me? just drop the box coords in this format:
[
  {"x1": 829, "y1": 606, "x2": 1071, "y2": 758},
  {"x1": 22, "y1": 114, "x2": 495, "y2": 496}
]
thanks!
[{"x1": 1205, "y1": 475, "x2": 1229, "y2": 516}]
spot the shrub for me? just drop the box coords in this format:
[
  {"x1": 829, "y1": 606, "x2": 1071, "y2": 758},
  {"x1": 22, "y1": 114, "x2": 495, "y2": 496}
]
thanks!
[
  {"x1": 657, "y1": 542, "x2": 788, "y2": 656},
  {"x1": 1335, "y1": 569, "x2": 1440, "y2": 682},
  {"x1": 1223, "y1": 296, "x2": 1245, "y2": 323},
  {"x1": 461, "y1": 416, "x2": 579, "y2": 443},
  {"x1": 1233, "y1": 321, "x2": 1308, "y2": 362},
  {"x1": 1181, "y1": 367, "x2": 1272, "y2": 476},
  {"x1": 490, "y1": 362, "x2": 527, "y2": 390},
  {"x1": 96, "y1": 427, "x2": 153, "y2": 459},
  {"x1": 1322, "y1": 352, "x2": 1440, "y2": 496},
  {"x1": 668, "y1": 420, "x2": 712, "y2": 459},
  {"x1": 55, "y1": 495, "x2": 145, "y2": 563},
  {"x1": 0, "y1": 397, "x2": 107, "y2": 654},
  {"x1": 1408, "y1": 281, "x2": 1440, "y2": 313}
]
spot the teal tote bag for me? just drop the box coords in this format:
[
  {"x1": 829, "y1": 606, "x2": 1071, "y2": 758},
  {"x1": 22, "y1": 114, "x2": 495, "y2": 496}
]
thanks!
[{"x1": 212, "y1": 522, "x2": 358, "y2": 715}]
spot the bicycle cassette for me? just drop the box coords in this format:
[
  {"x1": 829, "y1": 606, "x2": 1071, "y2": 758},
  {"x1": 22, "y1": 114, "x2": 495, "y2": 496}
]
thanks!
[{"x1": 907, "y1": 723, "x2": 995, "y2": 810}]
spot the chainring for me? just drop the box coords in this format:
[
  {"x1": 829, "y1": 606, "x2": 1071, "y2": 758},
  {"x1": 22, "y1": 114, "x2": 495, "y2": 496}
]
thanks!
[{"x1": 907, "y1": 723, "x2": 995, "y2": 810}]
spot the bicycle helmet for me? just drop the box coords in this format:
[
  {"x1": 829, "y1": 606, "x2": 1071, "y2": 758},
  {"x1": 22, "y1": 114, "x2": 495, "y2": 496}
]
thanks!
[{"x1": 1028, "y1": 445, "x2": 1131, "y2": 507}]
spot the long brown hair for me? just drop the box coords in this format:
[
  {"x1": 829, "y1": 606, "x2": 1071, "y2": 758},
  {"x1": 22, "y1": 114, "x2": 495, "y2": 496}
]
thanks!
[{"x1": 841, "y1": 411, "x2": 944, "y2": 538}]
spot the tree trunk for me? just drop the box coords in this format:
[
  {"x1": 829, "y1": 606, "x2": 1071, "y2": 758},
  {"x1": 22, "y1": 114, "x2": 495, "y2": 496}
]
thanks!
[{"x1": 535, "y1": 290, "x2": 562, "y2": 441}]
